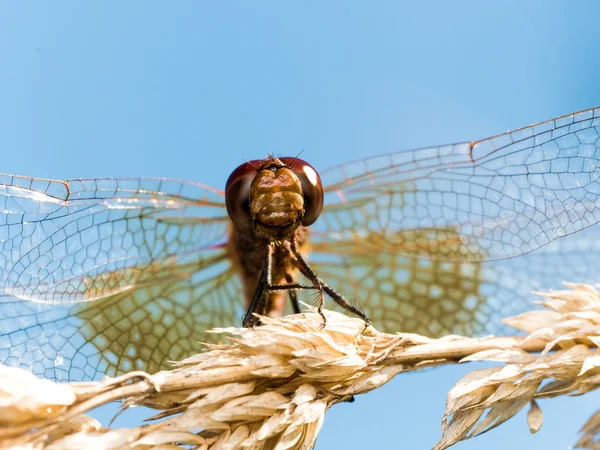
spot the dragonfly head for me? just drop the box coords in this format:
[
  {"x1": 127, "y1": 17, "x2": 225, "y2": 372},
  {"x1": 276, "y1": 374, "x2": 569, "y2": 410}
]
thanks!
[{"x1": 225, "y1": 156, "x2": 324, "y2": 239}]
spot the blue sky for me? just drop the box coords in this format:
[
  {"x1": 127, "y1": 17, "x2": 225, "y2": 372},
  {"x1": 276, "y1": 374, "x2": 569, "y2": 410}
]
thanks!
[{"x1": 2, "y1": 1, "x2": 600, "y2": 449}]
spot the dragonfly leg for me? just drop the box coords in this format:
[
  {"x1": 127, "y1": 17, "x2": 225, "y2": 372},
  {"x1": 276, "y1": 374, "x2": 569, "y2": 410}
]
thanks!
[
  {"x1": 268, "y1": 284, "x2": 320, "y2": 291},
  {"x1": 290, "y1": 238, "x2": 372, "y2": 328},
  {"x1": 266, "y1": 282, "x2": 320, "y2": 315},
  {"x1": 244, "y1": 243, "x2": 318, "y2": 326},
  {"x1": 285, "y1": 273, "x2": 301, "y2": 314},
  {"x1": 289, "y1": 238, "x2": 326, "y2": 327},
  {"x1": 321, "y1": 283, "x2": 371, "y2": 328},
  {"x1": 243, "y1": 241, "x2": 274, "y2": 327}
]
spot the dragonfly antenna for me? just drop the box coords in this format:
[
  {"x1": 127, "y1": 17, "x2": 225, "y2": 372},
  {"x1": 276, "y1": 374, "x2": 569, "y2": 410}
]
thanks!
[
  {"x1": 239, "y1": 156, "x2": 259, "y2": 171},
  {"x1": 290, "y1": 149, "x2": 305, "y2": 166}
]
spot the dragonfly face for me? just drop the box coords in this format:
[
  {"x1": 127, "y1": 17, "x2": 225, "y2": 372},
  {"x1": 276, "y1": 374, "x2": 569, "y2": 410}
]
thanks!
[
  {"x1": 2, "y1": 107, "x2": 600, "y2": 381},
  {"x1": 225, "y1": 157, "x2": 324, "y2": 239}
]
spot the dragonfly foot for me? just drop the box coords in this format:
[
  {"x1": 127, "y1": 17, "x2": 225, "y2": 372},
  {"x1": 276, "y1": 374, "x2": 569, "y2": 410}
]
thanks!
[
  {"x1": 242, "y1": 313, "x2": 261, "y2": 328},
  {"x1": 317, "y1": 306, "x2": 327, "y2": 330},
  {"x1": 362, "y1": 317, "x2": 372, "y2": 332}
]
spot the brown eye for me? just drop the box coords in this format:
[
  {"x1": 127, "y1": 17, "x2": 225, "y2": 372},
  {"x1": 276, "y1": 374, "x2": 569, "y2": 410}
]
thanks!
[
  {"x1": 281, "y1": 157, "x2": 324, "y2": 226},
  {"x1": 225, "y1": 161, "x2": 259, "y2": 231}
]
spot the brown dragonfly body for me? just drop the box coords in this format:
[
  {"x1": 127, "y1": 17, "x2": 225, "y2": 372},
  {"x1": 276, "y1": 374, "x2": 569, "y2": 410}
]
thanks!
[
  {"x1": 225, "y1": 157, "x2": 367, "y2": 326},
  {"x1": 228, "y1": 223, "x2": 306, "y2": 320},
  {"x1": 1, "y1": 107, "x2": 600, "y2": 381}
]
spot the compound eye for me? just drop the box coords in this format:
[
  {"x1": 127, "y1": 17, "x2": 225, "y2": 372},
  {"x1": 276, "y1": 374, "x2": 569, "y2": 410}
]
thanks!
[
  {"x1": 225, "y1": 161, "x2": 259, "y2": 231},
  {"x1": 281, "y1": 157, "x2": 324, "y2": 226}
]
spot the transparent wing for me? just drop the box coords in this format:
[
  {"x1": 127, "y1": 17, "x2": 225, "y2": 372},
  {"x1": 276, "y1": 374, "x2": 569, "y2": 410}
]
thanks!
[
  {"x1": 0, "y1": 176, "x2": 228, "y2": 302},
  {"x1": 307, "y1": 106, "x2": 600, "y2": 335},
  {"x1": 317, "y1": 107, "x2": 600, "y2": 262},
  {"x1": 0, "y1": 175, "x2": 244, "y2": 381},
  {"x1": 0, "y1": 248, "x2": 243, "y2": 381},
  {"x1": 309, "y1": 219, "x2": 600, "y2": 337}
]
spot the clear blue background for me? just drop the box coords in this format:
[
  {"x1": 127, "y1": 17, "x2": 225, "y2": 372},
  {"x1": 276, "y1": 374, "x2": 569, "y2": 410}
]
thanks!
[{"x1": 2, "y1": 2, "x2": 600, "y2": 449}]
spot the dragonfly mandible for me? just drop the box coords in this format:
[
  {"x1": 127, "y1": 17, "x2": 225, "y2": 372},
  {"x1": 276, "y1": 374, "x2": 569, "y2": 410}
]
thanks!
[{"x1": 1, "y1": 106, "x2": 600, "y2": 381}]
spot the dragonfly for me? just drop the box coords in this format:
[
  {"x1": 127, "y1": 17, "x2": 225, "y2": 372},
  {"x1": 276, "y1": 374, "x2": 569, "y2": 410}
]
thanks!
[{"x1": 1, "y1": 106, "x2": 600, "y2": 382}]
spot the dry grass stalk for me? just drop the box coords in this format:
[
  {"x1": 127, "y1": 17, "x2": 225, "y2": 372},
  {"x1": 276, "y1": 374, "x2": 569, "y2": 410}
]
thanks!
[
  {"x1": 437, "y1": 282, "x2": 600, "y2": 450},
  {"x1": 1, "y1": 283, "x2": 600, "y2": 449}
]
